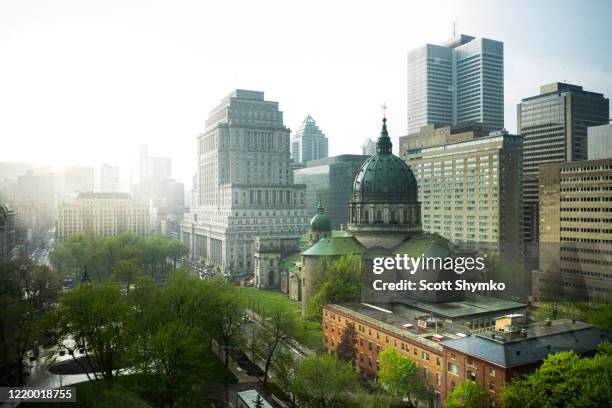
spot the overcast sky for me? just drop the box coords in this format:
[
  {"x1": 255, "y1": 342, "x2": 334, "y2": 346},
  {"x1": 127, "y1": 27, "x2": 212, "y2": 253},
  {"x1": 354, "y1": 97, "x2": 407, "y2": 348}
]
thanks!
[{"x1": 1, "y1": 0, "x2": 611, "y2": 188}]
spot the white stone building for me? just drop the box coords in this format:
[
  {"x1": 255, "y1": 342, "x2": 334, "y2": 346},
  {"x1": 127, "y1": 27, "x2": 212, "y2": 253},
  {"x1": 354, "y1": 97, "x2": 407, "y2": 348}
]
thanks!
[{"x1": 180, "y1": 90, "x2": 308, "y2": 276}]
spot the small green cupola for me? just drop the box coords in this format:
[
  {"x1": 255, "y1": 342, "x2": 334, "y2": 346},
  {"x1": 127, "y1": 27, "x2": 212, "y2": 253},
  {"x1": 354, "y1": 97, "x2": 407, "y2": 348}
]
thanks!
[{"x1": 310, "y1": 198, "x2": 331, "y2": 231}]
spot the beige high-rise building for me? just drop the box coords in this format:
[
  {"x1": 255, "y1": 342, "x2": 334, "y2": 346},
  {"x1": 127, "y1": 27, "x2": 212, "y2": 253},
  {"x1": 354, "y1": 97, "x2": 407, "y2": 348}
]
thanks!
[
  {"x1": 180, "y1": 90, "x2": 308, "y2": 276},
  {"x1": 536, "y1": 159, "x2": 612, "y2": 301},
  {"x1": 400, "y1": 124, "x2": 523, "y2": 257},
  {"x1": 57, "y1": 192, "x2": 149, "y2": 241}
]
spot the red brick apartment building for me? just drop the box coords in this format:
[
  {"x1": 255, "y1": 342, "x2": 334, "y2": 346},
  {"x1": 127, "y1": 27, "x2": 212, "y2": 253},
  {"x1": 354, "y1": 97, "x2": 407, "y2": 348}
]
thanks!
[{"x1": 323, "y1": 303, "x2": 612, "y2": 407}]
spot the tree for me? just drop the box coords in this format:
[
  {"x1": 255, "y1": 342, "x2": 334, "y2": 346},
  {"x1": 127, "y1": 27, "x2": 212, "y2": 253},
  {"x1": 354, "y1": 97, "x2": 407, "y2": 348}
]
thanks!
[
  {"x1": 129, "y1": 271, "x2": 232, "y2": 407},
  {"x1": 204, "y1": 278, "x2": 244, "y2": 380},
  {"x1": 112, "y1": 259, "x2": 140, "y2": 294},
  {"x1": 500, "y1": 345, "x2": 612, "y2": 407},
  {"x1": 275, "y1": 348, "x2": 298, "y2": 407},
  {"x1": 165, "y1": 239, "x2": 188, "y2": 270},
  {"x1": 336, "y1": 322, "x2": 357, "y2": 365},
  {"x1": 378, "y1": 348, "x2": 425, "y2": 405},
  {"x1": 0, "y1": 259, "x2": 60, "y2": 386},
  {"x1": 307, "y1": 255, "x2": 362, "y2": 319},
  {"x1": 254, "y1": 306, "x2": 300, "y2": 387},
  {"x1": 445, "y1": 380, "x2": 488, "y2": 408},
  {"x1": 591, "y1": 303, "x2": 612, "y2": 332},
  {"x1": 292, "y1": 353, "x2": 359, "y2": 408},
  {"x1": 52, "y1": 283, "x2": 132, "y2": 385}
]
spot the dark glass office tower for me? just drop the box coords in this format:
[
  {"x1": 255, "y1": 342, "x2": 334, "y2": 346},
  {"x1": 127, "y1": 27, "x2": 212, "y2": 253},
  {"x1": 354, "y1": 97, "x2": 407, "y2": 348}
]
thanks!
[
  {"x1": 518, "y1": 83, "x2": 609, "y2": 247},
  {"x1": 293, "y1": 155, "x2": 370, "y2": 229}
]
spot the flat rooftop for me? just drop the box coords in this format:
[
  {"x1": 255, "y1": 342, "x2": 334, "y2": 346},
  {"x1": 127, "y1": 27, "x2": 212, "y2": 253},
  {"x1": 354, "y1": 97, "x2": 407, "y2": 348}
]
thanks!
[
  {"x1": 395, "y1": 299, "x2": 527, "y2": 319},
  {"x1": 326, "y1": 303, "x2": 461, "y2": 352},
  {"x1": 441, "y1": 319, "x2": 612, "y2": 368}
]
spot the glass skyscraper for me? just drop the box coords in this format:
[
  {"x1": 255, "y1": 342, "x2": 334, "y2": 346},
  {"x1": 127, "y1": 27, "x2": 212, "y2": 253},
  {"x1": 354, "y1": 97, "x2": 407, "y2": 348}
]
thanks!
[{"x1": 407, "y1": 34, "x2": 504, "y2": 134}]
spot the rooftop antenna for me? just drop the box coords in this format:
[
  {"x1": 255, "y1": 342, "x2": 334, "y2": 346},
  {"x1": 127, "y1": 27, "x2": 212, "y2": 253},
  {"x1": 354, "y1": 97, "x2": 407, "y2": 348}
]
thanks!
[{"x1": 452, "y1": 21, "x2": 457, "y2": 37}]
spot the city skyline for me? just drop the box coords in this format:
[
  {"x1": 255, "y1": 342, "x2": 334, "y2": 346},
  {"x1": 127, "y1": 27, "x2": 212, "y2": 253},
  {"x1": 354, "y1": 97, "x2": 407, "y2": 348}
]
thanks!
[{"x1": 1, "y1": 0, "x2": 611, "y2": 187}]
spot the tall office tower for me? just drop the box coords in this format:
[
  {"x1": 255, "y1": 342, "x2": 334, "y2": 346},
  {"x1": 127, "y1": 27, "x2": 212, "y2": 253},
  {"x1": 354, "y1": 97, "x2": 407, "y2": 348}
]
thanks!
[
  {"x1": 588, "y1": 123, "x2": 612, "y2": 160},
  {"x1": 537, "y1": 159, "x2": 612, "y2": 301},
  {"x1": 180, "y1": 90, "x2": 308, "y2": 275},
  {"x1": 290, "y1": 115, "x2": 328, "y2": 163},
  {"x1": 293, "y1": 155, "x2": 370, "y2": 229},
  {"x1": 361, "y1": 138, "x2": 376, "y2": 156},
  {"x1": 518, "y1": 83, "x2": 609, "y2": 245},
  {"x1": 65, "y1": 165, "x2": 94, "y2": 194},
  {"x1": 400, "y1": 124, "x2": 523, "y2": 258},
  {"x1": 100, "y1": 164, "x2": 120, "y2": 192},
  {"x1": 56, "y1": 192, "x2": 149, "y2": 242},
  {"x1": 407, "y1": 34, "x2": 504, "y2": 134}
]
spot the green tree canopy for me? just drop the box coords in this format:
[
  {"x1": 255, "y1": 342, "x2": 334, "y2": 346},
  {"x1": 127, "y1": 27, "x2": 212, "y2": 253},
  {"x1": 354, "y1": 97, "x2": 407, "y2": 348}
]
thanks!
[
  {"x1": 445, "y1": 380, "x2": 488, "y2": 408},
  {"x1": 292, "y1": 353, "x2": 359, "y2": 408},
  {"x1": 52, "y1": 283, "x2": 132, "y2": 385},
  {"x1": 377, "y1": 348, "x2": 425, "y2": 405},
  {"x1": 500, "y1": 345, "x2": 612, "y2": 408},
  {"x1": 0, "y1": 259, "x2": 60, "y2": 386},
  {"x1": 307, "y1": 255, "x2": 362, "y2": 319}
]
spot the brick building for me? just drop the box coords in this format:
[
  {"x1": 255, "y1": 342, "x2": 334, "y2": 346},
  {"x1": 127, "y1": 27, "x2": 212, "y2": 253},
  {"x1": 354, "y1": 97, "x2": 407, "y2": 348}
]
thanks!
[{"x1": 322, "y1": 304, "x2": 612, "y2": 407}]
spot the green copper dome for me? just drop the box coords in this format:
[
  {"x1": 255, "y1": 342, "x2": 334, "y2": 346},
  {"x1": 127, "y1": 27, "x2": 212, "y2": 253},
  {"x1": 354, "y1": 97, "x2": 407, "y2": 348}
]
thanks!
[
  {"x1": 310, "y1": 199, "x2": 331, "y2": 231},
  {"x1": 352, "y1": 118, "x2": 418, "y2": 203}
]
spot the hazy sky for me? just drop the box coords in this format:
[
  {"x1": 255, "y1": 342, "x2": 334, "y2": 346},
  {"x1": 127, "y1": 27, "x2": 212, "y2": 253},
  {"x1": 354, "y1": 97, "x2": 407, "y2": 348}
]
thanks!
[{"x1": 1, "y1": 0, "x2": 611, "y2": 187}]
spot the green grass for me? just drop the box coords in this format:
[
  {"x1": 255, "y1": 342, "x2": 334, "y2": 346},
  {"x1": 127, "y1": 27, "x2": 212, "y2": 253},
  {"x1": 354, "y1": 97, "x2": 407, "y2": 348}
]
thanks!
[{"x1": 238, "y1": 287, "x2": 322, "y2": 351}]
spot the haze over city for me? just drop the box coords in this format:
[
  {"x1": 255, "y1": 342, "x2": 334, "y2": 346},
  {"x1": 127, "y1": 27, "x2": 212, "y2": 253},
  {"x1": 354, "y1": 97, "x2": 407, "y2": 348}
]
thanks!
[{"x1": 1, "y1": 0, "x2": 611, "y2": 187}]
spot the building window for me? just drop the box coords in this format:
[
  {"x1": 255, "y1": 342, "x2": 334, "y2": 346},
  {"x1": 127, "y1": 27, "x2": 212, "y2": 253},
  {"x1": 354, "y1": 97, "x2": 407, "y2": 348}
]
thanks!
[
  {"x1": 489, "y1": 380, "x2": 496, "y2": 392},
  {"x1": 448, "y1": 362, "x2": 459, "y2": 375},
  {"x1": 489, "y1": 368, "x2": 496, "y2": 377},
  {"x1": 436, "y1": 373, "x2": 441, "y2": 386},
  {"x1": 468, "y1": 371, "x2": 477, "y2": 381}
]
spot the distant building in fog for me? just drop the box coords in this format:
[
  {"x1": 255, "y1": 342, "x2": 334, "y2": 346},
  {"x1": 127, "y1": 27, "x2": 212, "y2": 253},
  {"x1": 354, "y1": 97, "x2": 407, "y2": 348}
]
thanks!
[
  {"x1": 56, "y1": 192, "x2": 149, "y2": 241},
  {"x1": 101, "y1": 164, "x2": 120, "y2": 192},
  {"x1": 290, "y1": 115, "x2": 328, "y2": 163},
  {"x1": 588, "y1": 123, "x2": 612, "y2": 160},
  {"x1": 0, "y1": 203, "x2": 16, "y2": 263},
  {"x1": 132, "y1": 145, "x2": 186, "y2": 234},
  {"x1": 361, "y1": 138, "x2": 376, "y2": 156},
  {"x1": 65, "y1": 165, "x2": 94, "y2": 194}
]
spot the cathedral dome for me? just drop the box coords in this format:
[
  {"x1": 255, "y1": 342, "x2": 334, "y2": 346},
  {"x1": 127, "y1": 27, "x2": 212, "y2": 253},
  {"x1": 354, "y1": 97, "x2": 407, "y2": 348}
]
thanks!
[
  {"x1": 310, "y1": 200, "x2": 331, "y2": 231},
  {"x1": 352, "y1": 118, "x2": 418, "y2": 203}
]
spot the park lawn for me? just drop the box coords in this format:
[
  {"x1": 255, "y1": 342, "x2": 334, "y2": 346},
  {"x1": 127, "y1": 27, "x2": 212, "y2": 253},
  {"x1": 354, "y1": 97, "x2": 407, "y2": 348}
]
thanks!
[{"x1": 238, "y1": 287, "x2": 322, "y2": 351}]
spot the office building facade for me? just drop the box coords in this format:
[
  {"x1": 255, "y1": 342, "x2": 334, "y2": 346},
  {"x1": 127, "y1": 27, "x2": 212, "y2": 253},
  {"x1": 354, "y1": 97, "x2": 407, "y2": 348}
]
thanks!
[
  {"x1": 537, "y1": 159, "x2": 612, "y2": 301},
  {"x1": 180, "y1": 90, "x2": 308, "y2": 276},
  {"x1": 518, "y1": 83, "x2": 609, "y2": 244},
  {"x1": 293, "y1": 155, "x2": 370, "y2": 229},
  {"x1": 100, "y1": 164, "x2": 120, "y2": 192},
  {"x1": 407, "y1": 34, "x2": 504, "y2": 134},
  {"x1": 56, "y1": 192, "x2": 149, "y2": 241},
  {"x1": 587, "y1": 123, "x2": 612, "y2": 160},
  {"x1": 401, "y1": 125, "x2": 523, "y2": 256},
  {"x1": 290, "y1": 115, "x2": 328, "y2": 163}
]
